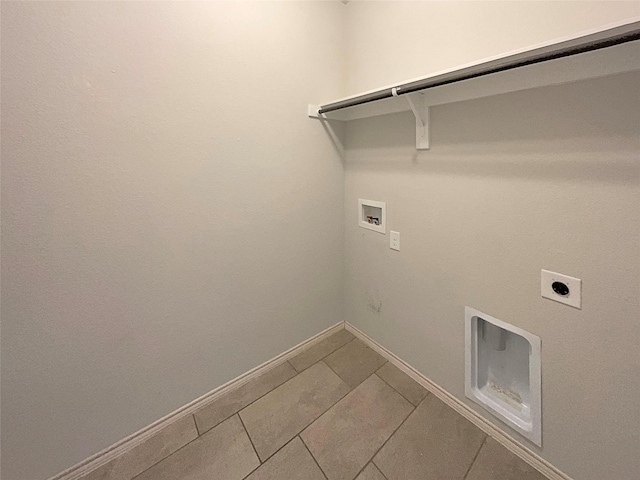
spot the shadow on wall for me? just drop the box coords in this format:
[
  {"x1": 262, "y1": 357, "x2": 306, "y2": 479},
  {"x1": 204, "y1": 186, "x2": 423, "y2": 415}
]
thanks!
[{"x1": 344, "y1": 72, "x2": 640, "y2": 186}]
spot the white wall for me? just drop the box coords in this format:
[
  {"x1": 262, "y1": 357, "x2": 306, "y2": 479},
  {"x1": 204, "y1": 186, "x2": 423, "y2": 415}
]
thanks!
[
  {"x1": 0, "y1": 2, "x2": 345, "y2": 479},
  {"x1": 343, "y1": 2, "x2": 639, "y2": 480},
  {"x1": 345, "y1": 0, "x2": 640, "y2": 94}
]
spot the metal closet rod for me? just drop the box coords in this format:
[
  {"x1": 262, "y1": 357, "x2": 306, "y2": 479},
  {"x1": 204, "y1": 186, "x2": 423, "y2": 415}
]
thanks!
[{"x1": 318, "y1": 29, "x2": 640, "y2": 115}]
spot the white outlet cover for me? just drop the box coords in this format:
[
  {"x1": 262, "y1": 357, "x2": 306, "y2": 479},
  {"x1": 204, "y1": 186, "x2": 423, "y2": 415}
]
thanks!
[
  {"x1": 390, "y1": 231, "x2": 400, "y2": 251},
  {"x1": 541, "y1": 269, "x2": 581, "y2": 309}
]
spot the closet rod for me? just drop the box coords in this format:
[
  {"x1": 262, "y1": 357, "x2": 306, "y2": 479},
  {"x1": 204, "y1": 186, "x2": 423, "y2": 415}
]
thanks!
[{"x1": 318, "y1": 24, "x2": 640, "y2": 115}]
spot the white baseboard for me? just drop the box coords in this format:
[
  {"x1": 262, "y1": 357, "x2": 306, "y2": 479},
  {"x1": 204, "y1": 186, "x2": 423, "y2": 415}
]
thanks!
[
  {"x1": 51, "y1": 320, "x2": 572, "y2": 480},
  {"x1": 49, "y1": 322, "x2": 345, "y2": 480},
  {"x1": 345, "y1": 322, "x2": 572, "y2": 480}
]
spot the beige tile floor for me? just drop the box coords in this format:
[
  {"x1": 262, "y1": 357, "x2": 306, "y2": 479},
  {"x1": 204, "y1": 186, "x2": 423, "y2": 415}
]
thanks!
[{"x1": 83, "y1": 329, "x2": 550, "y2": 480}]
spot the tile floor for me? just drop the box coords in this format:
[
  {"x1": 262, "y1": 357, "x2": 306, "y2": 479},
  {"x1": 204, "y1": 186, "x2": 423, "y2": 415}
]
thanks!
[{"x1": 83, "y1": 329, "x2": 549, "y2": 480}]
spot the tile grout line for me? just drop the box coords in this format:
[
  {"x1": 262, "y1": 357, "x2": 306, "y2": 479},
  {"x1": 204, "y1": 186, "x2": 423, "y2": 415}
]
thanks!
[
  {"x1": 131, "y1": 373, "x2": 393, "y2": 480},
  {"x1": 274, "y1": 376, "x2": 359, "y2": 472},
  {"x1": 130, "y1": 417, "x2": 209, "y2": 480},
  {"x1": 286, "y1": 359, "x2": 298, "y2": 372},
  {"x1": 462, "y1": 434, "x2": 488, "y2": 480},
  {"x1": 371, "y1": 394, "x2": 431, "y2": 476},
  {"x1": 133, "y1": 334, "x2": 382, "y2": 480},
  {"x1": 193, "y1": 413, "x2": 202, "y2": 437},
  {"x1": 98, "y1": 321, "x2": 353, "y2": 480},
  {"x1": 198, "y1": 331, "x2": 352, "y2": 438},
  {"x1": 237, "y1": 412, "x2": 263, "y2": 465},
  {"x1": 298, "y1": 369, "x2": 399, "y2": 480},
  {"x1": 373, "y1": 369, "x2": 424, "y2": 407},
  {"x1": 237, "y1": 364, "x2": 352, "y2": 467},
  {"x1": 129, "y1": 330, "x2": 538, "y2": 480},
  {"x1": 348, "y1": 323, "x2": 565, "y2": 480},
  {"x1": 321, "y1": 358, "x2": 350, "y2": 386},
  {"x1": 352, "y1": 392, "x2": 424, "y2": 480},
  {"x1": 289, "y1": 335, "x2": 356, "y2": 374},
  {"x1": 321, "y1": 338, "x2": 389, "y2": 391},
  {"x1": 320, "y1": 356, "x2": 386, "y2": 392},
  {"x1": 239, "y1": 435, "x2": 305, "y2": 480},
  {"x1": 320, "y1": 337, "x2": 358, "y2": 374},
  {"x1": 196, "y1": 364, "x2": 299, "y2": 437},
  {"x1": 299, "y1": 435, "x2": 329, "y2": 480},
  {"x1": 377, "y1": 464, "x2": 390, "y2": 480},
  {"x1": 102, "y1": 331, "x2": 380, "y2": 480},
  {"x1": 132, "y1": 406, "x2": 289, "y2": 480},
  {"x1": 363, "y1": 461, "x2": 390, "y2": 480},
  {"x1": 296, "y1": 374, "x2": 353, "y2": 441}
]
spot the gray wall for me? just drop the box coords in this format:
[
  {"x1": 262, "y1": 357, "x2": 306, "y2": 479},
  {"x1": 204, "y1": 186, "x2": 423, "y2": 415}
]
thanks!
[
  {"x1": 343, "y1": 4, "x2": 639, "y2": 480},
  {"x1": 0, "y1": 2, "x2": 345, "y2": 479}
]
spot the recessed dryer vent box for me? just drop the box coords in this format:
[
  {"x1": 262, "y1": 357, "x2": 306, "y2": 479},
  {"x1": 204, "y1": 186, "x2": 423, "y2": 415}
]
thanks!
[
  {"x1": 465, "y1": 307, "x2": 542, "y2": 446},
  {"x1": 358, "y1": 199, "x2": 385, "y2": 234}
]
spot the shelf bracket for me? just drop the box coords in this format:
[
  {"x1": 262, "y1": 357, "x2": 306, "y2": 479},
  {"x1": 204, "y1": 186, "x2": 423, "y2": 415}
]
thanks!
[
  {"x1": 393, "y1": 89, "x2": 430, "y2": 150},
  {"x1": 308, "y1": 104, "x2": 344, "y2": 158}
]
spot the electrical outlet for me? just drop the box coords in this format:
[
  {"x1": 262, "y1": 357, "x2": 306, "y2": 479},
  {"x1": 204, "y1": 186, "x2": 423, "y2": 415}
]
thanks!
[
  {"x1": 390, "y1": 231, "x2": 400, "y2": 251},
  {"x1": 541, "y1": 269, "x2": 581, "y2": 309}
]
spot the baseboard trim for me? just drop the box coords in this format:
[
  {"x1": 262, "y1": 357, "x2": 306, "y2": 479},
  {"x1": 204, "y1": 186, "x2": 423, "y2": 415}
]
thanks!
[
  {"x1": 345, "y1": 322, "x2": 573, "y2": 480},
  {"x1": 49, "y1": 321, "x2": 345, "y2": 480}
]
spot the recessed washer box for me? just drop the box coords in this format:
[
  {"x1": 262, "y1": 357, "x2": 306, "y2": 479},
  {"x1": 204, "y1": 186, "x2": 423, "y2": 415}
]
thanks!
[
  {"x1": 358, "y1": 199, "x2": 385, "y2": 234},
  {"x1": 465, "y1": 307, "x2": 542, "y2": 446}
]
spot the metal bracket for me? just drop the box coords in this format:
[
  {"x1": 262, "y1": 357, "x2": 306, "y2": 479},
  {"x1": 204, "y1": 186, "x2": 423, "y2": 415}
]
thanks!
[
  {"x1": 307, "y1": 104, "x2": 321, "y2": 119},
  {"x1": 307, "y1": 104, "x2": 344, "y2": 158},
  {"x1": 393, "y1": 89, "x2": 430, "y2": 150}
]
